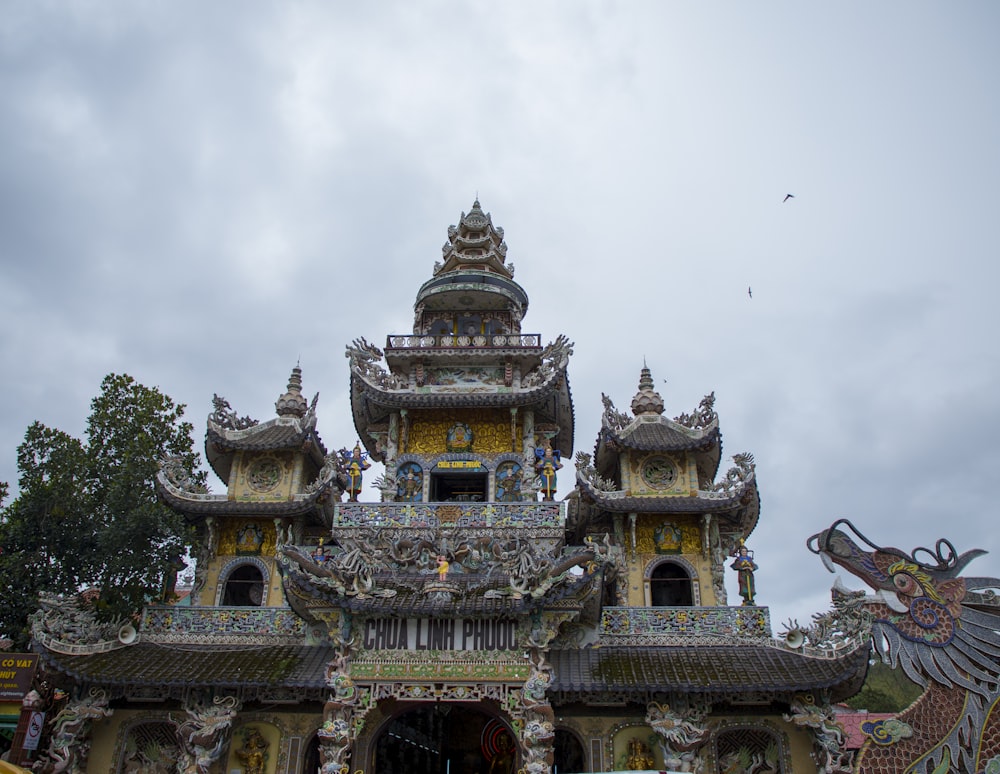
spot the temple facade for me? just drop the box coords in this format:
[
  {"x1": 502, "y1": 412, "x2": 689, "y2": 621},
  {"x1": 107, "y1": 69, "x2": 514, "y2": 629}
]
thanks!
[{"x1": 26, "y1": 201, "x2": 870, "y2": 774}]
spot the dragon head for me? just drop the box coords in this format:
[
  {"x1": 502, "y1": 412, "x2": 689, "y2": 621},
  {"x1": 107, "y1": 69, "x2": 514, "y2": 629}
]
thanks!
[{"x1": 807, "y1": 519, "x2": 1000, "y2": 695}]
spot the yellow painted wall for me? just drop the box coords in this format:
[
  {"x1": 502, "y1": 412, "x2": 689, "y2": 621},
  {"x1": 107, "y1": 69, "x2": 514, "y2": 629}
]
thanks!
[{"x1": 407, "y1": 408, "x2": 521, "y2": 456}]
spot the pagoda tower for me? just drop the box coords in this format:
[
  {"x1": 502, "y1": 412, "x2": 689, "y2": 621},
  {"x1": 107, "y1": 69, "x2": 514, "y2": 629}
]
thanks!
[{"x1": 346, "y1": 198, "x2": 574, "y2": 505}]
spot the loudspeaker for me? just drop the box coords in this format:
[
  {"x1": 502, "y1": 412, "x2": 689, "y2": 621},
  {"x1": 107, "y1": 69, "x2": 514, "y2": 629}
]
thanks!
[
  {"x1": 118, "y1": 623, "x2": 138, "y2": 645},
  {"x1": 784, "y1": 628, "x2": 805, "y2": 649}
]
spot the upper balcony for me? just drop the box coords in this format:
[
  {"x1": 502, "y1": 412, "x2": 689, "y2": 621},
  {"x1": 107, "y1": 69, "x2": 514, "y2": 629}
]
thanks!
[
  {"x1": 386, "y1": 333, "x2": 542, "y2": 352},
  {"x1": 333, "y1": 500, "x2": 566, "y2": 534}
]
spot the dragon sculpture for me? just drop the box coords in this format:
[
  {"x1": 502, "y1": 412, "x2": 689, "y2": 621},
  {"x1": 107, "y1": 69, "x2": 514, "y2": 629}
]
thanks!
[{"x1": 808, "y1": 519, "x2": 1000, "y2": 773}]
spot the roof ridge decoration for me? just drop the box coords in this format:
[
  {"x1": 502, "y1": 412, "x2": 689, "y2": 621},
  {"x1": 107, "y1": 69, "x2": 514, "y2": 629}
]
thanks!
[
  {"x1": 674, "y1": 391, "x2": 718, "y2": 430},
  {"x1": 209, "y1": 394, "x2": 258, "y2": 431},
  {"x1": 574, "y1": 451, "x2": 617, "y2": 492},
  {"x1": 434, "y1": 199, "x2": 512, "y2": 279},
  {"x1": 345, "y1": 337, "x2": 407, "y2": 390},
  {"x1": 710, "y1": 452, "x2": 756, "y2": 495}
]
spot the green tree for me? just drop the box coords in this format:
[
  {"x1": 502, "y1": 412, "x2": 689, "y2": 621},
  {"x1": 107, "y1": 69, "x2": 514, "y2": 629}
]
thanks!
[
  {"x1": 846, "y1": 659, "x2": 924, "y2": 713},
  {"x1": 0, "y1": 374, "x2": 205, "y2": 648}
]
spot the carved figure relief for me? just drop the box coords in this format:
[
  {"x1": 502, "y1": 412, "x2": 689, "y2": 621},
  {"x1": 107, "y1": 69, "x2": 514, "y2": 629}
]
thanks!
[{"x1": 395, "y1": 461, "x2": 423, "y2": 502}]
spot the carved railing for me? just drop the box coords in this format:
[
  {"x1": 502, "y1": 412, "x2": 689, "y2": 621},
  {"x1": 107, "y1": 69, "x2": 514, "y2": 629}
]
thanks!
[
  {"x1": 386, "y1": 333, "x2": 542, "y2": 350},
  {"x1": 333, "y1": 501, "x2": 566, "y2": 530},
  {"x1": 140, "y1": 605, "x2": 307, "y2": 644},
  {"x1": 600, "y1": 606, "x2": 772, "y2": 642}
]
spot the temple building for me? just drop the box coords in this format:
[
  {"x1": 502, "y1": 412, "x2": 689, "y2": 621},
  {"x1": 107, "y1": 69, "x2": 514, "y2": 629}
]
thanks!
[{"x1": 25, "y1": 201, "x2": 870, "y2": 773}]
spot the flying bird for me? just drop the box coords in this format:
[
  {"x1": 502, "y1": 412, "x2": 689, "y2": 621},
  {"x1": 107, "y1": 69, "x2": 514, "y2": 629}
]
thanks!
[
  {"x1": 748, "y1": 286, "x2": 752, "y2": 299},
  {"x1": 783, "y1": 194, "x2": 794, "y2": 202}
]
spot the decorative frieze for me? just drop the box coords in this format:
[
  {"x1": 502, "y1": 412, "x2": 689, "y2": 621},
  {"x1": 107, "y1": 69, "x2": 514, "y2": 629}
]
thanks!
[
  {"x1": 600, "y1": 606, "x2": 771, "y2": 640},
  {"x1": 141, "y1": 606, "x2": 306, "y2": 644},
  {"x1": 332, "y1": 500, "x2": 566, "y2": 530}
]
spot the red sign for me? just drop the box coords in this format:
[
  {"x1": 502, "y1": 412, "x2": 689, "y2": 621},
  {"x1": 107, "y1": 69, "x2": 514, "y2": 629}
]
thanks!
[{"x1": 0, "y1": 654, "x2": 38, "y2": 701}]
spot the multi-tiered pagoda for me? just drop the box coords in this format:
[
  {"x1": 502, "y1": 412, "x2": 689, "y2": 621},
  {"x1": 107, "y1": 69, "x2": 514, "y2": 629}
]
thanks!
[{"x1": 25, "y1": 201, "x2": 869, "y2": 774}]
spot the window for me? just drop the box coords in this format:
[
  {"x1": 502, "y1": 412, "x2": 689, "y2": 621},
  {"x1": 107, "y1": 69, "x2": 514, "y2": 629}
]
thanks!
[
  {"x1": 221, "y1": 564, "x2": 265, "y2": 607},
  {"x1": 649, "y1": 562, "x2": 693, "y2": 606}
]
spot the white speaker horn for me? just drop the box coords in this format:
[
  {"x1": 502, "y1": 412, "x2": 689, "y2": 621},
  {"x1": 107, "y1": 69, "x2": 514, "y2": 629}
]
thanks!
[
  {"x1": 118, "y1": 623, "x2": 139, "y2": 645},
  {"x1": 784, "y1": 628, "x2": 805, "y2": 649}
]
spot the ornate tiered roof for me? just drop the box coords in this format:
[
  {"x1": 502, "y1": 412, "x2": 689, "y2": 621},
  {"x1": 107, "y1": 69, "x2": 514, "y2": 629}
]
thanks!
[{"x1": 347, "y1": 202, "x2": 575, "y2": 462}]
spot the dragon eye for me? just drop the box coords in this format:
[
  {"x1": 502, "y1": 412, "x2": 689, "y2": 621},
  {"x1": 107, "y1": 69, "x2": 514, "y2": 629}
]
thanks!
[{"x1": 893, "y1": 574, "x2": 917, "y2": 594}]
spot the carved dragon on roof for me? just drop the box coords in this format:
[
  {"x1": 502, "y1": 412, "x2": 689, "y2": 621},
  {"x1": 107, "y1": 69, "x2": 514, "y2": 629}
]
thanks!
[
  {"x1": 521, "y1": 335, "x2": 573, "y2": 388},
  {"x1": 808, "y1": 519, "x2": 1000, "y2": 773},
  {"x1": 209, "y1": 394, "x2": 257, "y2": 431},
  {"x1": 345, "y1": 337, "x2": 408, "y2": 390},
  {"x1": 674, "y1": 391, "x2": 718, "y2": 429}
]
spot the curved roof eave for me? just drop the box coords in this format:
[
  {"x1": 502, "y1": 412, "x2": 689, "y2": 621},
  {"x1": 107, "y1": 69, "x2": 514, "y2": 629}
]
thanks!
[
  {"x1": 205, "y1": 417, "x2": 328, "y2": 484},
  {"x1": 575, "y1": 474, "x2": 760, "y2": 536},
  {"x1": 156, "y1": 473, "x2": 331, "y2": 519},
  {"x1": 350, "y1": 367, "x2": 575, "y2": 459}
]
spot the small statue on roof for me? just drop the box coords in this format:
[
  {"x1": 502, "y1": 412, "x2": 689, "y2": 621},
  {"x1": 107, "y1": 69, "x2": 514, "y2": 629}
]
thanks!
[
  {"x1": 730, "y1": 539, "x2": 758, "y2": 606},
  {"x1": 342, "y1": 443, "x2": 370, "y2": 502},
  {"x1": 534, "y1": 439, "x2": 562, "y2": 502}
]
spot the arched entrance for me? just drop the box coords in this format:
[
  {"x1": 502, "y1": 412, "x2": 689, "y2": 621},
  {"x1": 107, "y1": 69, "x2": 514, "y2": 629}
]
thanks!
[
  {"x1": 553, "y1": 728, "x2": 587, "y2": 773},
  {"x1": 372, "y1": 704, "x2": 516, "y2": 774}
]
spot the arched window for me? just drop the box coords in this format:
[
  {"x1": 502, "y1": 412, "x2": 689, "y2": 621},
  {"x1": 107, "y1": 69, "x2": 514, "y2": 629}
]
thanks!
[
  {"x1": 649, "y1": 561, "x2": 693, "y2": 606},
  {"x1": 221, "y1": 563, "x2": 265, "y2": 607},
  {"x1": 554, "y1": 729, "x2": 587, "y2": 773}
]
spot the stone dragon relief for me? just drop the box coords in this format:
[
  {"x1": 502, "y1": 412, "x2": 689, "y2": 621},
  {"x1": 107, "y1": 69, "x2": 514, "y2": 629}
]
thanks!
[
  {"x1": 278, "y1": 529, "x2": 615, "y2": 610},
  {"x1": 208, "y1": 394, "x2": 258, "y2": 431},
  {"x1": 173, "y1": 694, "x2": 241, "y2": 774},
  {"x1": 345, "y1": 337, "x2": 407, "y2": 390},
  {"x1": 29, "y1": 592, "x2": 126, "y2": 651},
  {"x1": 807, "y1": 519, "x2": 1000, "y2": 774},
  {"x1": 645, "y1": 701, "x2": 711, "y2": 772},
  {"x1": 32, "y1": 688, "x2": 113, "y2": 774}
]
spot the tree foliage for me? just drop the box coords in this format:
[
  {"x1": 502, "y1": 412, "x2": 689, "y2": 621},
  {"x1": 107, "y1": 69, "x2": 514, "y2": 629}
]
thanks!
[
  {"x1": 0, "y1": 374, "x2": 205, "y2": 648},
  {"x1": 845, "y1": 659, "x2": 924, "y2": 713}
]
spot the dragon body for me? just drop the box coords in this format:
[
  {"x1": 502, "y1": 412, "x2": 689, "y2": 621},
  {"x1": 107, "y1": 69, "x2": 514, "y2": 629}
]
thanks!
[{"x1": 808, "y1": 519, "x2": 1000, "y2": 773}]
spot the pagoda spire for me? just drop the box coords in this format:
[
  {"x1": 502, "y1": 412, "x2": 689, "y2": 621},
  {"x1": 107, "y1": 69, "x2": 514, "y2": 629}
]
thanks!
[
  {"x1": 275, "y1": 364, "x2": 308, "y2": 417},
  {"x1": 631, "y1": 364, "x2": 665, "y2": 416}
]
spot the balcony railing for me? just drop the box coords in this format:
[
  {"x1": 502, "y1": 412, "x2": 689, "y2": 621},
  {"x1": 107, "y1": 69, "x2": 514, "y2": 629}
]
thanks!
[
  {"x1": 600, "y1": 606, "x2": 772, "y2": 640},
  {"x1": 140, "y1": 605, "x2": 307, "y2": 644},
  {"x1": 333, "y1": 500, "x2": 567, "y2": 530},
  {"x1": 386, "y1": 334, "x2": 542, "y2": 350}
]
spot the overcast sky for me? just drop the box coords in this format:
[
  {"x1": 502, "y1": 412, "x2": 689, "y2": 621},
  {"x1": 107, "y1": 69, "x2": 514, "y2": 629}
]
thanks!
[{"x1": 2, "y1": 1, "x2": 998, "y2": 630}]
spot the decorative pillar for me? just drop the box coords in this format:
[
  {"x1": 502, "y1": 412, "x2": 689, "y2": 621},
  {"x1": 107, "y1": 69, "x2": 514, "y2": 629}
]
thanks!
[
  {"x1": 521, "y1": 409, "x2": 534, "y2": 461},
  {"x1": 32, "y1": 688, "x2": 113, "y2": 774},
  {"x1": 319, "y1": 655, "x2": 363, "y2": 774},
  {"x1": 387, "y1": 412, "x2": 400, "y2": 463},
  {"x1": 515, "y1": 649, "x2": 556, "y2": 774},
  {"x1": 646, "y1": 700, "x2": 711, "y2": 772}
]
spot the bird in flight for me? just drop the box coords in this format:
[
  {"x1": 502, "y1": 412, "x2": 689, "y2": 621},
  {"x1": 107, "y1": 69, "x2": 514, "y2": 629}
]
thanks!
[
  {"x1": 748, "y1": 286, "x2": 752, "y2": 299},
  {"x1": 783, "y1": 194, "x2": 795, "y2": 202}
]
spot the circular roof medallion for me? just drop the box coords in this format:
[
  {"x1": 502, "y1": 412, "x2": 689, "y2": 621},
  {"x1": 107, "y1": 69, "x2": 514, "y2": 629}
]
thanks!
[
  {"x1": 247, "y1": 457, "x2": 282, "y2": 493},
  {"x1": 641, "y1": 455, "x2": 677, "y2": 489}
]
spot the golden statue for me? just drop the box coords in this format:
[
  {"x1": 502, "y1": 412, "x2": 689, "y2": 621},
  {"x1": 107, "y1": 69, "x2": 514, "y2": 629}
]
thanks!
[{"x1": 625, "y1": 737, "x2": 654, "y2": 770}]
